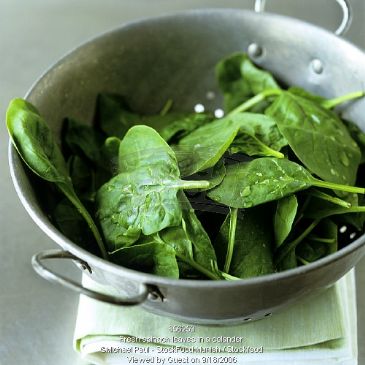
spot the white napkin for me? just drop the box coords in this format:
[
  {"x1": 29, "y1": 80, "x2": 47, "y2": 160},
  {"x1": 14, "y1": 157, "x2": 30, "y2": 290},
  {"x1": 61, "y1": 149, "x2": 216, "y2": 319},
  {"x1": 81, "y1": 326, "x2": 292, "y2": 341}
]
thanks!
[{"x1": 74, "y1": 270, "x2": 357, "y2": 365}]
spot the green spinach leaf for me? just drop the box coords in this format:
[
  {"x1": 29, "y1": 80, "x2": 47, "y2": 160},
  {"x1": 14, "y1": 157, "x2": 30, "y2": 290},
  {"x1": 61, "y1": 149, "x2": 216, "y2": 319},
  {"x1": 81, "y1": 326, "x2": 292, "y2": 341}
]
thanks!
[
  {"x1": 120, "y1": 192, "x2": 220, "y2": 280},
  {"x1": 214, "y1": 207, "x2": 275, "y2": 278},
  {"x1": 285, "y1": 87, "x2": 363, "y2": 109},
  {"x1": 304, "y1": 198, "x2": 365, "y2": 221},
  {"x1": 273, "y1": 195, "x2": 298, "y2": 271},
  {"x1": 100, "y1": 136, "x2": 121, "y2": 176},
  {"x1": 96, "y1": 93, "x2": 213, "y2": 143},
  {"x1": 274, "y1": 195, "x2": 298, "y2": 247},
  {"x1": 288, "y1": 87, "x2": 326, "y2": 104},
  {"x1": 216, "y1": 53, "x2": 280, "y2": 112},
  {"x1": 228, "y1": 113, "x2": 287, "y2": 158},
  {"x1": 343, "y1": 119, "x2": 365, "y2": 164},
  {"x1": 157, "y1": 112, "x2": 213, "y2": 143},
  {"x1": 176, "y1": 192, "x2": 218, "y2": 271},
  {"x1": 110, "y1": 241, "x2": 179, "y2": 278},
  {"x1": 207, "y1": 157, "x2": 365, "y2": 209},
  {"x1": 185, "y1": 159, "x2": 226, "y2": 192},
  {"x1": 53, "y1": 198, "x2": 98, "y2": 254},
  {"x1": 96, "y1": 126, "x2": 209, "y2": 251},
  {"x1": 175, "y1": 118, "x2": 239, "y2": 176},
  {"x1": 266, "y1": 92, "x2": 361, "y2": 185},
  {"x1": 6, "y1": 98, "x2": 107, "y2": 259},
  {"x1": 297, "y1": 219, "x2": 337, "y2": 263}
]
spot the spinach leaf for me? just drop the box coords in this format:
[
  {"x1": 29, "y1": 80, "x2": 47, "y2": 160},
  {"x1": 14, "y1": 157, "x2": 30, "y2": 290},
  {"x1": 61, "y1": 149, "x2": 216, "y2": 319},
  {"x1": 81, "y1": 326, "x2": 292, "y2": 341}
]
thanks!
[
  {"x1": 216, "y1": 53, "x2": 280, "y2": 112},
  {"x1": 214, "y1": 207, "x2": 275, "y2": 278},
  {"x1": 297, "y1": 219, "x2": 337, "y2": 263},
  {"x1": 286, "y1": 87, "x2": 363, "y2": 109},
  {"x1": 117, "y1": 193, "x2": 220, "y2": 280},
  {"x1": 157, "y1": 214, "x2": 220, "y2": 279},
  {"x1": 184, "y1": 159, "x2": 226, "y2": 192},
  {"x1": 96, "y1": 93, "x2": 140, "y2": 138},
  {"x1": 6, "y1": 98, "x2": 107, "y2": 259},
  {"x1": 157, "y1": 112, "x2": 213, "y2": 143},
  {"x1": 158, "y1": 224, "x2": 194, "y2": 263},
  {"x1": 118, "y1": 124, "x2": 179, "y2": 173},
  {"x1": 228, "y1": 113, "x2": 287, "y2": 158},
  {"x1": 175, "y1": 118, "x2": 239, "y2": 176},
  {"x1": 177, "y1": 192, "x2": 218, "y2": 271},
  {"x1": 63, "y1": 117, "x2": 103, "y2": 164},
  {"x1": 96, "y1": 93, "x2": 213, "y2": 143},
  {"x1": 100, "y1": 136, "x2": 120, "y2": 176},
  {"x1": 110, "y1": 241, "x2": 179, "y2": 278},
  {"x1": 64, "y1": 118, "x2": 118, "y2": 194},
  {"x1": 67, "y1": 155, "x2": 93, "y2": 196},
  {"x1": 273, "y1": 195, "x2": 298, "y2": 271},
  {"x1": 96, "y1": 126, "x2": 209, "y2": 251},
  {"x1": 208, "y1": 158, "x2": 364, "y2": 209},
  {"x1": 67, "y1": 154, "x2": 109, "y2": 203},
  {"x1": 288, "y1": 87, "x2": 326, "y2": 104},
  {"x1": 276, "y1": 251, "x2": 297, "y2": 271},
  {"x1": 304, "y1": 198, "x2": 365, "y2": 221},
  {"x1": 274, "y1": 195, "x2": 298, "y2": 247},
  {"x1": 266, "y1": 92, "x2": 361, "y2": 185},
  {"x1": 275, "y1": 219, "x2": 321, "y2": 265},
  {"x1": 223, "y1": 208, "x2": 238, "y2": 273},
  {"x1": 343, "y1": 119, "x2": 365, "y2": 164},
  {"x1": 337, "y1": 193, "x2": 365, "y2": 231},
  {"x1": 53, "y1": 198, "x2": 97, "y2": 254}
]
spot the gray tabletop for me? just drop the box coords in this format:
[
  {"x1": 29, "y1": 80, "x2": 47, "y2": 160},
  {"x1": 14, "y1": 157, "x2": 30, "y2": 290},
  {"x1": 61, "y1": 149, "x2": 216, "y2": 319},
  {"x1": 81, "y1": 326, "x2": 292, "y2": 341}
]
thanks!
[{"x1": 0, "y1": 1, "x2": 364, "y2": 364}]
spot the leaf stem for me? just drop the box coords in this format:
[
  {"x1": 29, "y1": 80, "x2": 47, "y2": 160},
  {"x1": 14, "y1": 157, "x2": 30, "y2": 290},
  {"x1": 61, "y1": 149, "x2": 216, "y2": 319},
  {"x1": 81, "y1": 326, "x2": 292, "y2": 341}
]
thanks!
[
  {"x1": 224, "y1": 208, "x2": 238, "y2": 273},
  {"x1": 322, "y1": 91, "x2": 365, "y2": 109},
  {"x1": 276, "y1": 219, "x2": 321, "y2": 264},
  {"x1": 342, "y1": 206, "x2": 365, "y2": 214},
  {"x1": 228, "y1": 89, "x2": 282, "y2": 116},
  {"x1": 220, "y1": 272, "x2": 241, "y2": 280},
  {"x1": 160, "y1": 99, "x2": 173, "y2": 116},
  {"x1": 312, "y1": 178, "x2": 365, "y2": 195},
  {"x1": 263, "y1": 146, "x2": 285, "y2": 159},
  {"x1": 62, "y1": 188, "x2": 108, "y2": 260},
  {"x1": 297, "y1": 256, "x2": 310, "y2": 265},
  {"x1": 307, "y1": 235, "x2": 336, "y2": 244},
  {"x1": 176, "y1": 254, "x2": 221, "y2": 280},
  {"x1": 179, "y1": 180, "x2": 210, "y2": 190},
  {"x1": 306, "y1": 189, "x2": 351, "y2": 208}
]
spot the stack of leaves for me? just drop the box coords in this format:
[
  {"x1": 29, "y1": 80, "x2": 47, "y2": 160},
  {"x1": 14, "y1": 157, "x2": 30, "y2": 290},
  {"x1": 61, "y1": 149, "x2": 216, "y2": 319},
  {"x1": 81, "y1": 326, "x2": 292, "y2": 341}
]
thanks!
[{"x1": 6, "y1": 52, "x2": 365, "y2": 280}]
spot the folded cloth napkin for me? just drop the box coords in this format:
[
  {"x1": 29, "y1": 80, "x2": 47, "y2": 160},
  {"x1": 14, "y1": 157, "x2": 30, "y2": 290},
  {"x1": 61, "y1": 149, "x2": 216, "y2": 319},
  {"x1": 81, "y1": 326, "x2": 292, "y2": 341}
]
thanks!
[{"x1": 74, "y1": 270, "x2": 357, "y2": 365}]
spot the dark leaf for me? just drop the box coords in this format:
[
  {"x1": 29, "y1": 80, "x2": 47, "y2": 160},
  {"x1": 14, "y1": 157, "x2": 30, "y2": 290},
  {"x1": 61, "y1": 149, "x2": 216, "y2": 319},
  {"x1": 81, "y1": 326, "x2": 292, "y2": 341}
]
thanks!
[
  {"x1": 110, "y1": 241, "x2": 179, "y2": 278},
  {"x1": 214, "y1": 207, "x2": 275, "y2": 278}
]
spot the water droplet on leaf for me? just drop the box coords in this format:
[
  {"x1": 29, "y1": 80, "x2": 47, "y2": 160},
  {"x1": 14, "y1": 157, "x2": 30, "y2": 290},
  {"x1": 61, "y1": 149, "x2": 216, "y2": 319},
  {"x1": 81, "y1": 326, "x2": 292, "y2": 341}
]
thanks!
[
  {"x1": 340, "y1": 152, "x2": 350, "y2": 167},
  {"x1": 240, "y1": 186, "x2": 251, "y2": 197}
]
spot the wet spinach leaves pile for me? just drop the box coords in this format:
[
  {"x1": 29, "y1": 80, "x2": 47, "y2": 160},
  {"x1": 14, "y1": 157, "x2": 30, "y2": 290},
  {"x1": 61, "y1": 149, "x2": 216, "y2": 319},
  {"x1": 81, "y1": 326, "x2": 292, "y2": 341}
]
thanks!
[{"x1": 7, "y1": 52, "x2": 365, "y2": 280}]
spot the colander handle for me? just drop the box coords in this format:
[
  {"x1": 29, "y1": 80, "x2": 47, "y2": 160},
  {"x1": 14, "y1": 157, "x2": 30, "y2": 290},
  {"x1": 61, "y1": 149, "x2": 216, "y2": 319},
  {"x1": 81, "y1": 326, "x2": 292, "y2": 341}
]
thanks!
[
  {"x1": 254, "y1": 0, "x2": 352, "y2": 36},
  {"x1": 32, "y1": 249, "x2": 150, "y2": 306}
]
